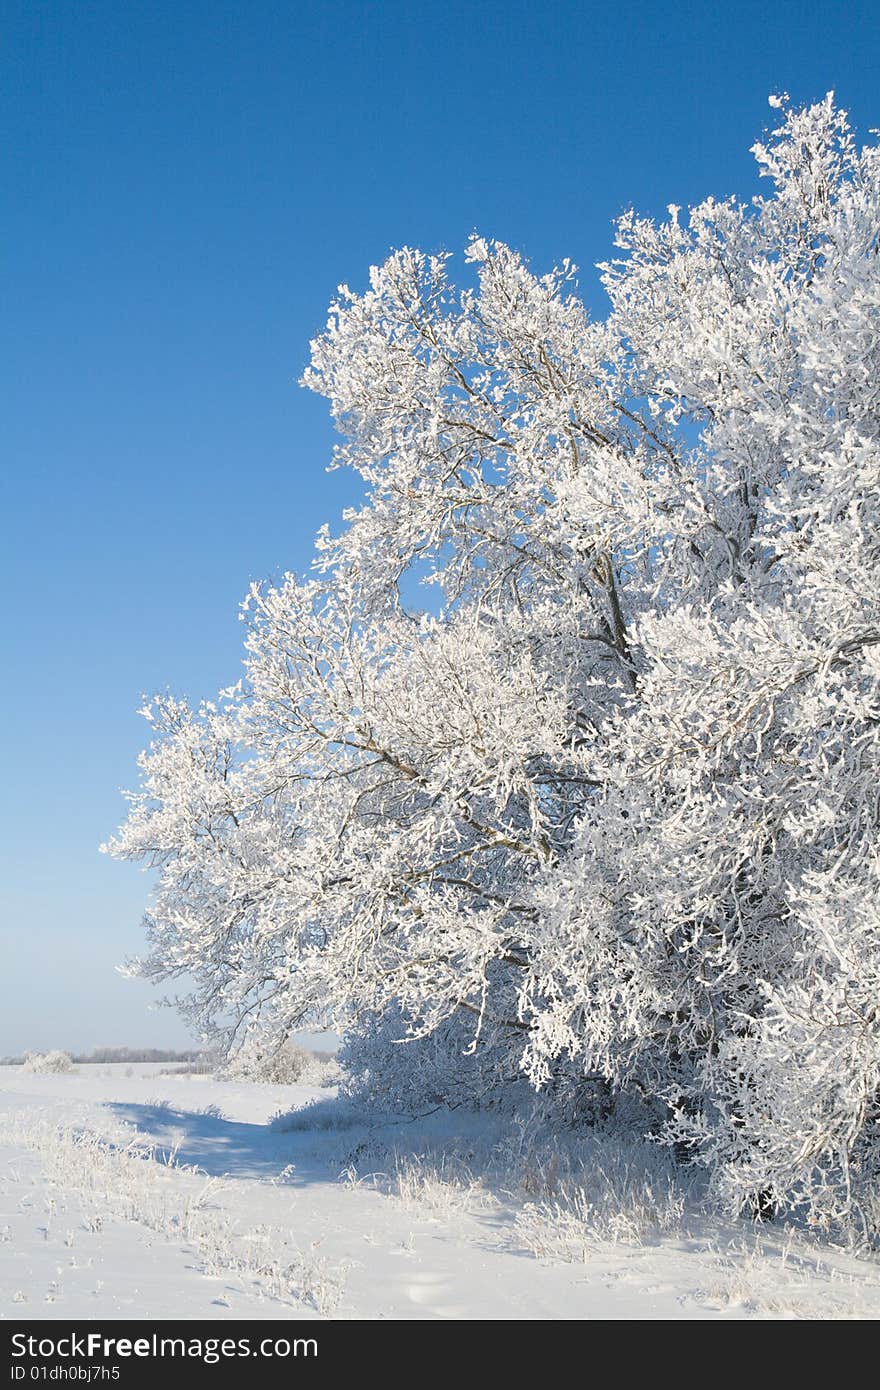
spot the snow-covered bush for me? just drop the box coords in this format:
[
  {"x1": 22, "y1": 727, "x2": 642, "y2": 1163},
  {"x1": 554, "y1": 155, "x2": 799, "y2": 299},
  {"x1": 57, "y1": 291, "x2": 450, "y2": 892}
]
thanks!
[
  {"x1": 22, "y1": 1051, "x2": 75, "y2": 1075},
  {"x1": 225, "y1": 1038, "x2": 340, "y2": 1087},
  {"x1": 108, "y1": 96, "x2": 880, "y2": 1236}
]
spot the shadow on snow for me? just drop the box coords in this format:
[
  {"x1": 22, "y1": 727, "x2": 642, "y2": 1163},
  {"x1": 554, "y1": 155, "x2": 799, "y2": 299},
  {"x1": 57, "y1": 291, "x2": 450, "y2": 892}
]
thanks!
[{"x1": 106, "y1": 1100, "x2": 338, "y2": 1184}]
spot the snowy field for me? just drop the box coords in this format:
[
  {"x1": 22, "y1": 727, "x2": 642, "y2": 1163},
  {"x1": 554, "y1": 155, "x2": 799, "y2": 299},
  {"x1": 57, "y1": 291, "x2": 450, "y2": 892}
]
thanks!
[{"x1": 3, "y1": 1065, "x2": 880, "y2": 1321}]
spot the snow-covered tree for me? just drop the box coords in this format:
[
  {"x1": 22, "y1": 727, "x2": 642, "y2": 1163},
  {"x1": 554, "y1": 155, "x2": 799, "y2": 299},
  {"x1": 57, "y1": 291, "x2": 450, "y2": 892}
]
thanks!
[{"x1": 107, "y1": 95, "x2": 880, "y2": 1232}]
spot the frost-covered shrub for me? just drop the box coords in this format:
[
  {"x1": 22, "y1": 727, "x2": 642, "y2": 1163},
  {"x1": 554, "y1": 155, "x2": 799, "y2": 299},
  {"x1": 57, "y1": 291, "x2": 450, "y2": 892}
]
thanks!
[
  {"x1": 225, "y1": 1038, "x2": 339, "y2": 1087},
  {"x1": 109, "y1": 96, "x2": 880, "y2": 1234},
  {"x1": 22, "y1": 1050, "x2": 75, "y2": 1075}
]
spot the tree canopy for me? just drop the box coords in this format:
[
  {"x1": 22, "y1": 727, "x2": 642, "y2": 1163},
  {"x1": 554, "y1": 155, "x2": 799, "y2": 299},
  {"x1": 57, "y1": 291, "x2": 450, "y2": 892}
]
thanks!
[{"x1": 108, "y1": 96, "x2": 880, "y2": 1232}]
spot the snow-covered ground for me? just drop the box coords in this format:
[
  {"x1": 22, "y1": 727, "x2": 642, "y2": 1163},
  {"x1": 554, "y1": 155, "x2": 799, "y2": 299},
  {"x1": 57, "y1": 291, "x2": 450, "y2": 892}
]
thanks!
[{"x1": 2, "y1": 1064, "x2": 880, "y2": 1320}]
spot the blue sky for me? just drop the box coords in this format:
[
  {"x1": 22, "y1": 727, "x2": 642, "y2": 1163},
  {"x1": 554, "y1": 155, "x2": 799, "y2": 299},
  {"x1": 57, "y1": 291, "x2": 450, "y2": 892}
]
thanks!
[{"x1": 3, "y1": 0, "x2": 879, "y2": 1053}]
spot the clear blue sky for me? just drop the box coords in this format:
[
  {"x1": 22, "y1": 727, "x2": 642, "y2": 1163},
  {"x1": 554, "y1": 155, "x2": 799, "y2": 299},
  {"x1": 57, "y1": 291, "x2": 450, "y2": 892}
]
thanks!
[{"x1": 3, "y1": 0, "x2": 879, "y2": 1053}]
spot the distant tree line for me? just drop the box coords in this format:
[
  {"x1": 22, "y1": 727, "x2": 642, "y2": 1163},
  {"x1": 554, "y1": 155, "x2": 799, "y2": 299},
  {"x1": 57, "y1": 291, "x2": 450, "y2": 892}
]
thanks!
[{"x1": 1, "y1": 1046, "x2": 212, "y2": 1065}]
